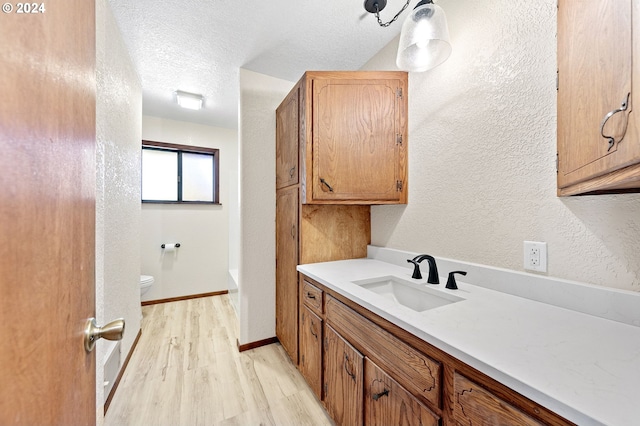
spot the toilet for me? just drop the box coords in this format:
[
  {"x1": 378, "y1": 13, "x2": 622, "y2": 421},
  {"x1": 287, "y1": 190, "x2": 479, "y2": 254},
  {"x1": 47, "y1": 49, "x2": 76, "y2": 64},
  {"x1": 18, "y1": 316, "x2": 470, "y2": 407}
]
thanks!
[{"x1": 140, "y1": 275, "x2": 154, "y2": 296}]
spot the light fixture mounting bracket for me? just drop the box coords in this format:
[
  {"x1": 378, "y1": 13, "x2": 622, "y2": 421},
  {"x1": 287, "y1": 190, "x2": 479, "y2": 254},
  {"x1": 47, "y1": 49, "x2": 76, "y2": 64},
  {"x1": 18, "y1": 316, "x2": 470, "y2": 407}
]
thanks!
[{"x1": 364, "y1": 0, "x2": 387, "y2": 14}]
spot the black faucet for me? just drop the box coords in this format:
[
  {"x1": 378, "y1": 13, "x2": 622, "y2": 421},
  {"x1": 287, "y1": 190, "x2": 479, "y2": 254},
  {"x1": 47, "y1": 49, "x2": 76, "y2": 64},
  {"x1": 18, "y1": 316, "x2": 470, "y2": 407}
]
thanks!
[{"x1": 407, "y1": 254, "x2": 440, "y2": 284}]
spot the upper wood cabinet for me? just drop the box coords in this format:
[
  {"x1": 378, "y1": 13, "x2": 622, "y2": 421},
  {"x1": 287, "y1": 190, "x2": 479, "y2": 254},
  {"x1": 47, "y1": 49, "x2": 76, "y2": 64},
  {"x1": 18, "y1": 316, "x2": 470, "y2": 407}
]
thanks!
[
  {"x1": 276, "y1": 86, "x2": 299, "y2": 189},
  {"x1": 276, "y1": 71, "x2": 408, "y2": 204},
  {"x1": 557, "y1": 0, "x2": 640, "y2": 195}
]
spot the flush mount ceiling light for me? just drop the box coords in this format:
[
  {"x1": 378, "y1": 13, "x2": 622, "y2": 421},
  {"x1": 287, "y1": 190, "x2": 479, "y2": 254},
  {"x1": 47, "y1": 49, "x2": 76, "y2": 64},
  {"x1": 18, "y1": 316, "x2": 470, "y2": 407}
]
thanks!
[
  {"x1": 175, "y1": 90, "x2": 204, "y2": 110},
  {"x1": 364, "y1": 0, "x2": 452, "y2": 72}
]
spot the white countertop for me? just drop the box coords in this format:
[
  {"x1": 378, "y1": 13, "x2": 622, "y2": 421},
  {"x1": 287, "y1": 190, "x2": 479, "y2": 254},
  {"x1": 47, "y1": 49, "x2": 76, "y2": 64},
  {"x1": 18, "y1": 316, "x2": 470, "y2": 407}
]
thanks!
[{"x1": 297, "y1": 257, "x2": 640, "y2": 426}]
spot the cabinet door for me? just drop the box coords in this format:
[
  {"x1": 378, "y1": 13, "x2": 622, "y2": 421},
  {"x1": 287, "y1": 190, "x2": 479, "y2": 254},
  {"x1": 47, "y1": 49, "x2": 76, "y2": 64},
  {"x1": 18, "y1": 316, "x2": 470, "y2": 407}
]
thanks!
[
  {"x1": 557, "y1": 0, "x2": 634, "y2": 190},
  {"x1": 276, "y1": 85, "x2": 299, "y2": 189},
  {"x1": 364, "y1": 358, "x2": 439, "y2": 426},
  {"x1": 275, "y1": 186, "x2": 299, "y2": 362},
  {"x1": 453, "y1": 372, "x2": 544, "y2": 426},
  {"x1": 324, "y1": 325, "x2": 363, "y2": 426},
  {"x1": 311, "y1": 78, "x2": 406, "y2": 203},
  {"x1": 299, "y1": 305, "x2": 323, "y2": 399}
]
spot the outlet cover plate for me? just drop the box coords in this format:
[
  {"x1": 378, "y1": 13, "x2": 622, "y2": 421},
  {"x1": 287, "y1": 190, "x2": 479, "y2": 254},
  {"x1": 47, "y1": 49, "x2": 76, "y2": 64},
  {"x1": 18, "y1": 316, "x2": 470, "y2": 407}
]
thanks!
[{"x1": 524, "y1": 241, "x2": 547, "y2": 273}]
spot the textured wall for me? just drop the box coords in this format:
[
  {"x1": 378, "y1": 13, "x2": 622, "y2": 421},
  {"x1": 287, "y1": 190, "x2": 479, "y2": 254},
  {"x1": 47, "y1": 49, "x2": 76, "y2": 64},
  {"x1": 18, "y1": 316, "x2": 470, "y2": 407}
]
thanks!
[
  {"x1": 96, "y1": 0, "x2": 143, "y2": 422},
  {"x1": 141, "y1": 116, "x2": 237, "y2": 301},
  {"x1": 362, "y1": 0, "x2": 640, "y2": 290},
  {"x1": 238, "y1": 69, "x2": 294, "y2": 345}
]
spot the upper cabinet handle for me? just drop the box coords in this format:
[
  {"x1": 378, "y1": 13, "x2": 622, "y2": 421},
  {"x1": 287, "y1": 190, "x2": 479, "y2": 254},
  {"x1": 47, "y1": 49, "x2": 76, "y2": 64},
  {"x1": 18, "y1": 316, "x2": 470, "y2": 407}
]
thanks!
[
  {"x1": 289, "y1": 166, "x2": 295, "y2": 178},
  {"x1": 600, "y1": 92, "x2": 631, "y2": 152},
  {"x1": 319, "y1": 178, "x2": 334, "y2": 192}
]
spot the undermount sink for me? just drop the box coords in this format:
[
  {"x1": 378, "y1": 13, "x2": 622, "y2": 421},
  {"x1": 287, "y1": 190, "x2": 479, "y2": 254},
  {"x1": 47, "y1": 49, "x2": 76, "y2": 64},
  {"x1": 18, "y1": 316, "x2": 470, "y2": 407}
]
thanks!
[{"x1": 353, "y1": 276, "x2": 464, "y2": 312}]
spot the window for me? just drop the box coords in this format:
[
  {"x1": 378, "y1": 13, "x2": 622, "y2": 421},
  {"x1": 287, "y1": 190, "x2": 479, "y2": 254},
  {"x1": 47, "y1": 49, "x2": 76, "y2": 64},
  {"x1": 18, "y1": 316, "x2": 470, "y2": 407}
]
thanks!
[{"x1": 141, "y1": 140, "x2": 219, "y2": 204}]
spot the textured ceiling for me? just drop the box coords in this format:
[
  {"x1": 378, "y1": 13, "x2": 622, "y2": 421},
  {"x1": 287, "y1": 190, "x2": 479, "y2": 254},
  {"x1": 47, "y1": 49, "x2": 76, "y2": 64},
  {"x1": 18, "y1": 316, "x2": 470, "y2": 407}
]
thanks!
[{"x1": 108, "y1": 0, "x2": 404, "y2": 129}]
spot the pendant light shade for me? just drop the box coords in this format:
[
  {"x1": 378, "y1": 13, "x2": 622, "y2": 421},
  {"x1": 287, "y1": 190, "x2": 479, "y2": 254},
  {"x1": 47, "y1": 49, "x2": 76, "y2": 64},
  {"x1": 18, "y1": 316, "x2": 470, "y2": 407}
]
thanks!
[{"x1": 396, "y1": 0, "x2": 451, "y2": 72}]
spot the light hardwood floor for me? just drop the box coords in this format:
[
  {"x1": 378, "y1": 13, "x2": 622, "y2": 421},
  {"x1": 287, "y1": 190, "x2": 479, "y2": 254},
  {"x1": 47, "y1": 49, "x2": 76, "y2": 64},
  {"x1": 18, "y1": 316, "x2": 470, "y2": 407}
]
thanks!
[{"x1": 105, "y1": 295, "x2": 333, "y2": 426}]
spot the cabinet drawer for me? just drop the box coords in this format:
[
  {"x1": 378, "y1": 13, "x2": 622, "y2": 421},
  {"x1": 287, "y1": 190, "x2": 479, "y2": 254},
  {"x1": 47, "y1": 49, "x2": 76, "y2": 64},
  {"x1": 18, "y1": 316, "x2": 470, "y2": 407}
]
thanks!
[
  {"x1": 453, "y1": 372, "x2": 544, "y2": 426},
  {"x1": 326, "y1": 296, "x2": 441, "y2": 409},
  {"x1": 302, "y1": 280, "x2": 323, "y2": 315}
]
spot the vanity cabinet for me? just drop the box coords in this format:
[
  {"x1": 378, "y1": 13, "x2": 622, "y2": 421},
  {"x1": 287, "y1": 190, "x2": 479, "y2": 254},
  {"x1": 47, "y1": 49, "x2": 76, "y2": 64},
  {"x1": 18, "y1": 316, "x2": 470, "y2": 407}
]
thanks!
[
  {"x1": 297, "y1": 274, "x2": 574, "y2": 426},
  {"x1": 557, "y1": 0, "x2": 640, "y2": 195}
]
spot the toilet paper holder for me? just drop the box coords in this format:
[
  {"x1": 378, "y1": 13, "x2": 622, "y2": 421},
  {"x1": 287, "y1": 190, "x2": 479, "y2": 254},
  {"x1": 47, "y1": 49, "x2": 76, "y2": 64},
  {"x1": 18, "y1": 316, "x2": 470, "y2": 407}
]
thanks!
[{"x1": 161, "y1": 243, "x2": 181, "y2": 249}]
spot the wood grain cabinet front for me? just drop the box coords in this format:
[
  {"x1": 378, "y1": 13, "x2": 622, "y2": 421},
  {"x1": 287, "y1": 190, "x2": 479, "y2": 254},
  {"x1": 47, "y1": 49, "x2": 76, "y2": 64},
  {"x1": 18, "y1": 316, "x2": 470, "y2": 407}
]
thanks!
[
  {"x1": 453, "y1": 372, "x2": 544, "y2": 426},
  {"x1": 308, "y1": 75, "x2": 408, "y2": 204},
  {"x1": 324, "y1": 325, "x2": 364, "y2": 426},
  {"x1": 276, "y1": 85, "x2": 300, "y2": 190},
  {"x1": 299, "y1": 305, "x2": 323, "y2": 399},
  {"x1": 364, "y1": 358, "x2": 440, "y2": 426},
  {"x1": 557, "y1": 0, "x2": 640, "y2": 195},
  {"x1": 275, "y1": 185, "x2": 299, "y2": 362}
]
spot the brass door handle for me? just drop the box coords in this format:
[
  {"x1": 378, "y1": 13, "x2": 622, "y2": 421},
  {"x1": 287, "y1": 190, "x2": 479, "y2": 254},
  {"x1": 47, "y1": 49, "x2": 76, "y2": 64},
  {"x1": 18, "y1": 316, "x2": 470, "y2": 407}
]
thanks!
[{"x1": 84, "y1": 317, "x2": 125, "y2": 352}]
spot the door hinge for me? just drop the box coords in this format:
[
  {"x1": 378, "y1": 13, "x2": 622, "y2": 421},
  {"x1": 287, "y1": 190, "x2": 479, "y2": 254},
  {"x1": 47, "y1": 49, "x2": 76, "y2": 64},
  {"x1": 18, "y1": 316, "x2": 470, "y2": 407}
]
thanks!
[
  {"x1": 556, "y1": 70, "x2": 559, "y2": 91},
  {"x1": 556, "y1": 153, "x2": 559, "y2": 172},
  {"x1": 301, "y1": 354, "x2": 305, "y2": 365},
  {"x1": 397, "y1": 88, "x2": 403, "y2": 99},
  {"x1": 396, "y1": 180, "x2": 403, "y2": 192},
  {"x1": 324, "y1": 383, "x2": 328, "y2": 395},
  {"x1": 396, "y1": 134, "x2": 403, "y2": 145}
]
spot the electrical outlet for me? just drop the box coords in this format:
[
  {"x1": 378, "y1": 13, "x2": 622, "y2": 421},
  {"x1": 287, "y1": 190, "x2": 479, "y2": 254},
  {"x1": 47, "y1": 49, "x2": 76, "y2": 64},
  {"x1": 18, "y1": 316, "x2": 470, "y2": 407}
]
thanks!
[{"x1": 524, "y1": 241, "x2": 547, "y2": 273}]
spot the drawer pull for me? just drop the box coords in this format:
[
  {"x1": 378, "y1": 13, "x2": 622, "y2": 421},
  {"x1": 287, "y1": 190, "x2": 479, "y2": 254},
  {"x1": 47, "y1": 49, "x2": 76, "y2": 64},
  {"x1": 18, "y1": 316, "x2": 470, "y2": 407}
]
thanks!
[
  {"x1": 320, "y1": 178, "x2": 334, "y2": 192},
  {"x1": 372, "y1": 389, "x2": 390, "y2": 401},
  {"x1": 344, "y1": 353, "x2": 356, "y2": 381},
  {"x1": 600, "y1": 92, "x2": 630, "y2": 152},
  {"x1": 306, "y1": 292, "x2": 316, "y2": 300}
]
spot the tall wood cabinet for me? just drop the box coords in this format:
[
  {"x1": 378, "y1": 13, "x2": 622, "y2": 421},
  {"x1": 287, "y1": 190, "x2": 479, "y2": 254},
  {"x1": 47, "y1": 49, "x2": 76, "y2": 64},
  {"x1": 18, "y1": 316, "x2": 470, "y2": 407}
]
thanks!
[
  {"x1": 275, "y1": 71, "x2": 408, "y2": 363},
  {"x1": 557, "y1": 0, "x2": 640, "y2": 195}
]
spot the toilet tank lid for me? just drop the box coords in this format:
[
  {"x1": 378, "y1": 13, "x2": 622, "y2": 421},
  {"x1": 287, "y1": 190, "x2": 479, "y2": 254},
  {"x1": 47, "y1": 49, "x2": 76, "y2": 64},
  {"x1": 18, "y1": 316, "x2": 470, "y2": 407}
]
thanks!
[{"x1": 140, "y1": 275, "x2": 154, "y2": 284}]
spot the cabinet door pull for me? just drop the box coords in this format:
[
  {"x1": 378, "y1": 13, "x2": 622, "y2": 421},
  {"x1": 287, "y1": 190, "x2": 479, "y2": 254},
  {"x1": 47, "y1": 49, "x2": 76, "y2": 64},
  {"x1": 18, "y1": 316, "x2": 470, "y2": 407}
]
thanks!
[
  {"x1": 319, "y1": 178, "x2": 334, "y2": 192},
  {"x1": 290, "y1": 225, "x2": 296, "y2": 239},
  {"x1": 310, "y1": 320, "x2": 318, "y2": 339},
  {"x1": 372, "y1": 389, "x2": 390, "y2": 401},
  {"x1": 600, "y1": 92, "x2": 630, "y2": 152},
  {"x1": 343, "y1": 353, "x2": 356, "y2": 381},
  {"x1": 289, "y1": 166, "x2": 296, "y2": 178}
]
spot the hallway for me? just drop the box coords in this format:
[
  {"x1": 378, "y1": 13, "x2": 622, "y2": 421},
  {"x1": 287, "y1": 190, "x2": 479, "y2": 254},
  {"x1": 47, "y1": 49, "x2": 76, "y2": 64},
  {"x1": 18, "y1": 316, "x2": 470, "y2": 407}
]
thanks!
[{"x1": 105, "y1": 295, "x2": 331, "y2": 425}]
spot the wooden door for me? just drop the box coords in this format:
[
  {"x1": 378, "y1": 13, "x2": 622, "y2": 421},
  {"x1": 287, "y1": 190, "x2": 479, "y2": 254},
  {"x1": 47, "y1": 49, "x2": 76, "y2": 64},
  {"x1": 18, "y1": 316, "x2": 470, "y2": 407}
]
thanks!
[
  {"x1": 324, "y1": 325, "x2": 363, "y2": 426},
  {"x1": 276, "y1": 85, "x2": 300, "y2": 189},
  {"x1": 299, "y1": 305, "x2": 323, "y2": 399},
  {"x1": 364, "y1": 358, "x2": 439, "y2": 426},
  {"x1": 275, "y1": 186, "x2": 299, "y2": 362},
  {"x1": 557, "y1": 0, "x2": 635, "y2": 189},
  {"x1": 311, "y1": 78, "x2": 406, "y2": 203},
  {"x1": 0, "y1": 1, "x2": 97, "y2": 424}
]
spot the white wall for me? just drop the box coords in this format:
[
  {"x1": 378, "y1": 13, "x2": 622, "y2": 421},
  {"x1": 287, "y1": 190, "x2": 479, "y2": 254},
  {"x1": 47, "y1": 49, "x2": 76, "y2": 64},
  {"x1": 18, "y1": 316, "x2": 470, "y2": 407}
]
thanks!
[
  {"x1": 238, "y1": 69, "x2": 294, "y2": 345},
  {"x1": 95, "y1": 0, "x2": 143, "y2": 422},
  {"x1": 362, "y1": 0, "x2": 640, "y2": 291},
  {"x1": 141, "y1": 116, "x2": 237, "y2": 301}
]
